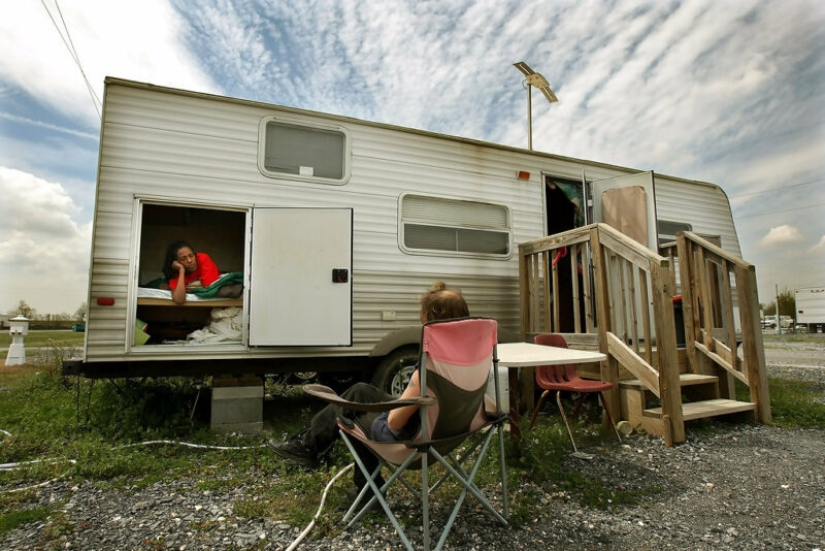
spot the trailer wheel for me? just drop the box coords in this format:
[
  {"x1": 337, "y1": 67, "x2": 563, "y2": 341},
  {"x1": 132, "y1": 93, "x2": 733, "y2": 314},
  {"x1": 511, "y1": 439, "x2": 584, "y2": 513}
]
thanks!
[{"x1": 373, "y1": 346, "x2": 419, "y2": 396}]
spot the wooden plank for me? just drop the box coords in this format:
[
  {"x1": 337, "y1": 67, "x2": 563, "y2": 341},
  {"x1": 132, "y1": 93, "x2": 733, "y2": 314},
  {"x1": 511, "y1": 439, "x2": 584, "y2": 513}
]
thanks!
[
  {"x1": 607, "y1": 332, "x2": 660, "y2": 396},
  {"x1": 518, "y1": 243, "x2": 530, "y2": 341},
  {"x1": 694, "y1": 341, "x2": 749, "y2": 385},
  {"x1": 682, "y1": 231, "x2": 752, "y2": 271},
  {"x1": 645, "y1": 399, "x2": 756, "y2": 421},
  {"x1": 620, "y1": 372, "x2": 718, "y2": 389},
  {"x1": 582, "y1": 242, "x2": 595, "y2": 333},
  {"x1": 571, "y1": 243, "x2": 581, "y2": 333},
  {"x1": 677, "y1": 236, "x2": 700, "y2": 375},
  {"x1": 597, "y1": 223, "x2": 662, "y2": 268},
  {"x1": 650, "y1": 257, "x2": 685, "y2": 444},
  {"x1": 639, "y1": 269, "x2": 652, "y2": 366},
  {"x1": 551, "y1": 251, "x2": 560, "y2": 332},
  {"x1": 137, "y1": 298, "x2": 243, "y2": 307},
  {"x1": 733, "y1": 263, "x2": 772, "y2": 422},
  {"x1": 518, "y1": 226, "x2": 593, "y2": 256}
]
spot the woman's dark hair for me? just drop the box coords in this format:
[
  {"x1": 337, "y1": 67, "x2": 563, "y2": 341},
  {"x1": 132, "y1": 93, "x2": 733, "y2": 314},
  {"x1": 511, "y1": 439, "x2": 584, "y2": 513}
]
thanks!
[{"x1": 162, "y1": 240, "x2": 195, "y2": 280}]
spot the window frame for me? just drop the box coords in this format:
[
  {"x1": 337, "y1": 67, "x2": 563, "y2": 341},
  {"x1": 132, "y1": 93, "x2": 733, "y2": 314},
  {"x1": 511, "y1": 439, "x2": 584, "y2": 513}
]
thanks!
[
  {"x1": 657, "y1": 219, "x2": 693, "y2": 245},
  {"x1": 398, "y1": 193, "x2": 513, "y2": 260},
  {"x1": 258, "y1": 116, "x2": 351, "y2": 185}
]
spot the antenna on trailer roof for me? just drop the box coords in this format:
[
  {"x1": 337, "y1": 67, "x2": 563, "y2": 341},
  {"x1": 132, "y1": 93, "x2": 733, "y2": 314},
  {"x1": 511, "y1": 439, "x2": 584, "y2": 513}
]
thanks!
[{"x1": 513, "y1": 61, "x2": 557, "y2": 150}]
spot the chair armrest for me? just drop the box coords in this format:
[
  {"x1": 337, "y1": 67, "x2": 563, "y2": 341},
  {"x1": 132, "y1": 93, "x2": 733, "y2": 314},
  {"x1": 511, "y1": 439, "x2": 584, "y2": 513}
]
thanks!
[{"x1": 303, "y1": 384, "x2": 436, "y2": 412}]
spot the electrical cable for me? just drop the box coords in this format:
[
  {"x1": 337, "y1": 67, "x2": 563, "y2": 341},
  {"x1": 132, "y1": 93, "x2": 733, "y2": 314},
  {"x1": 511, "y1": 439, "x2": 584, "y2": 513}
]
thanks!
[
  {"x1": 39, "y1": 0, "x2": 102, "y2": 118},
  {"x1": 0, "y1": 458, "x2": 78, "y2": 471},
  {"x1": 1, "y1": 430, "x2": 352, "y2": 548},
  {"x1": 285, "y1": 463, "x2": 354, "y2": 551},
  {"x1": 116, "y1": 440, "x2": 266, "y2": 451}
]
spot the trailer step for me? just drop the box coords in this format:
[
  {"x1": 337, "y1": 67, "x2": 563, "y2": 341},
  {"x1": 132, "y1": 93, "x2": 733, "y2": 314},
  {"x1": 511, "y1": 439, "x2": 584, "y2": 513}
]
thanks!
[
  {"x1": 644, "y1": 399, "x2": 757, "y2": 421},
  {"x1": 619, "y1": 373, "x2": 719, "y2": 389}
]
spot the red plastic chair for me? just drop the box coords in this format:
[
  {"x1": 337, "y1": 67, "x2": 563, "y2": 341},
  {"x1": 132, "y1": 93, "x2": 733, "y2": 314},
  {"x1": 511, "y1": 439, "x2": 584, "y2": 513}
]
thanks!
[{"x1": 528, "y1": 334, "x2": 621, "y2": 454}]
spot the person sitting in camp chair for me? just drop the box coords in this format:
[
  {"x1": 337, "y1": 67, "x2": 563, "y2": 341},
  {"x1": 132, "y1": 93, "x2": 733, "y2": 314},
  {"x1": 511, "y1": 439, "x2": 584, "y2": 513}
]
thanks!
[
  {"x1": 301, "y1": 307, "x2": 509, "y2": 550},
  {"x1": 267, "y1": 281, "x2": 470, "y2": 491}
]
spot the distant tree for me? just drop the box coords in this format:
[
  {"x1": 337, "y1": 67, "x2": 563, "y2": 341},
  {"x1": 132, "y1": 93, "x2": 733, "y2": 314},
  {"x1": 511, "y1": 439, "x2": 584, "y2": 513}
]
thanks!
[
  {"x1": 75, "y1": 303, "x2": 87, "y2": 321},
  {"x1": 777, "y1": 291, "x2": 796, "y2": 322},
  {"x1": 9, "y1": 300, "x2": 35, "y2": 319},
  {"x1": 763, "y1": 303, "x2": 776, "y2": 316}
]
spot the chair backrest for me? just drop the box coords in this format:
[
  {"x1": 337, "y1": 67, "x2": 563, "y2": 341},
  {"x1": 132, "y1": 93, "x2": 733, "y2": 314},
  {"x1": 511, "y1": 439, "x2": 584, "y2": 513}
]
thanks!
[
  {"x1": 533, "y1": 333, "x2": 579, "y2": 386},
  {"x1": 421, "y1": 317, "x2": 498, "y2": 441}
]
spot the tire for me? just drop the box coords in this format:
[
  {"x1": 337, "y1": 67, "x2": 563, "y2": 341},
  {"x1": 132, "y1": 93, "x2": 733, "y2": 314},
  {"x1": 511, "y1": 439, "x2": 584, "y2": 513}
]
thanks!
[{"x1": 372, "y1": 346, "x2": 419, "y2": 396}]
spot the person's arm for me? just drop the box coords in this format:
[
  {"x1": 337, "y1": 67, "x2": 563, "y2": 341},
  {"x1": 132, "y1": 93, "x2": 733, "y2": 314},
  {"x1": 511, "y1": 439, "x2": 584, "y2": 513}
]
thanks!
[
  {"x1": 170, "y1": 261, "x2": 187, "y2": 304},
  {"x1": 197, "y1": 253, "x2": 221, "y2": 287},
  {"x1": 388, "y1": 370, "x2": 421, "y2": 431}
]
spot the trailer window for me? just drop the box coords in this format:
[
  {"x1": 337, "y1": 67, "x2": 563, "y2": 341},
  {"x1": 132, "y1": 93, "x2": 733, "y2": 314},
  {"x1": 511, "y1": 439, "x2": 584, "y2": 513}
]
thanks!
[
  {"x1": 260, "y1": 119, "x2": 348, "y2": 183},
  {"x1": 657, "y1": 220, "x2": 692, "y2": 245},
  {"x1": 400, "y1": 195, "x2": 511, "y2": 258}
]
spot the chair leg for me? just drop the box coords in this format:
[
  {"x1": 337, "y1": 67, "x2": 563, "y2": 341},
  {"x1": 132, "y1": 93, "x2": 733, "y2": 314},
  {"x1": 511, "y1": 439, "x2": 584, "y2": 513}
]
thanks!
[
  {"x1": 570, "y1": 393, "x2": 585, "y2": 419},
  {"x1": 555, "y1": 390, "x2": 580, "y2": 453},
  {"x1": 598, "y1": 392, "x2": 623, "y2": 443},
  {"x1": 529, "y1": 390, "x2": 551, "y2": 428}
]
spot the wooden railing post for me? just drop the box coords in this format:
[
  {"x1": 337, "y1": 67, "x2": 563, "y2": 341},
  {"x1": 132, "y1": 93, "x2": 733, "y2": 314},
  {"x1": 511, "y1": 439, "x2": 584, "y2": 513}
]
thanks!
[
  {"x1": 676, "y1": 234, "x2": 699, "y2": 374},
  {"x1": 734, "y1": 263, "x2": 772, "y2": 422},
  {"x1": 591, "y1": 225, "x2": 620, "y2": 418},
  {"x1": 650, "y1": 257, "x2": 684, "y2": 446},
  {"x1": 518, "y1": 243, "x2": 530, "y2": 340}
]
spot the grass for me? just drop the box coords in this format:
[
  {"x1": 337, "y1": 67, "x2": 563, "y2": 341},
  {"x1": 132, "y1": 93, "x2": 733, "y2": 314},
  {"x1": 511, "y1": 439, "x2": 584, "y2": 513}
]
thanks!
[
  {"x1": 1, "y1": 345, "x2": 823, "y2": 544},
  {"x1": 0, "y1": 330, "x2": 85, "y2": 349}
]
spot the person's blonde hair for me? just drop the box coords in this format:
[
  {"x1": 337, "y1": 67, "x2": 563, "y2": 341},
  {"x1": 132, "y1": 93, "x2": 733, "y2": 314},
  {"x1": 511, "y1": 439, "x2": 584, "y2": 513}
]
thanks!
[{"x1": 419, "y1": 281, "x2": 470, "y2": 322}]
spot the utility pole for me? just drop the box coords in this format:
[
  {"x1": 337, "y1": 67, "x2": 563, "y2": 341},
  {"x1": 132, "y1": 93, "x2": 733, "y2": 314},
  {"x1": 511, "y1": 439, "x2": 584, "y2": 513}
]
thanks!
[{"x1": 775, "y1": 284, "x2": 782, "y2": 335}]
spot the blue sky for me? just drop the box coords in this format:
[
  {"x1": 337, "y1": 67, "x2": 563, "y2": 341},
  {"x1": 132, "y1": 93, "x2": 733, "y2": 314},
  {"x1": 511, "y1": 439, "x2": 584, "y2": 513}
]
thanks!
[{"x1": 1, "y1": 0, "x2": 823, "y2": 315}]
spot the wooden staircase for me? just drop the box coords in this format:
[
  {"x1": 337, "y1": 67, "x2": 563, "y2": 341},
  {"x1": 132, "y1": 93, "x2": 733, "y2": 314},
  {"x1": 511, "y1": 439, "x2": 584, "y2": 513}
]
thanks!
[
  {"x1": 518, "y1": 223, "x2": 771, "y2": 446},
  {"x1": 620, "y1": 372, "x2": 757, "y2": 438}
]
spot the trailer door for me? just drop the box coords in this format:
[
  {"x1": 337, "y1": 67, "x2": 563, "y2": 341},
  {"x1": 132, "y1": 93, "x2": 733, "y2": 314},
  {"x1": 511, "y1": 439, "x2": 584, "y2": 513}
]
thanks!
[
  {"x1": 588, "y1": 171, "x2": 658, "y2": 251},
  {"x1": 248, "y1": 208, "x2": 352, "y2": 346}
]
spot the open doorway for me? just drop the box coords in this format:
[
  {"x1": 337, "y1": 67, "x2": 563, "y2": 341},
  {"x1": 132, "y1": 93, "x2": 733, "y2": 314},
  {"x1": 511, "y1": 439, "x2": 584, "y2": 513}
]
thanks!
[
  {"x1": 544, "y1": 176, "x2": 585, "y2": 332},
  {"x1": 135, "y1": 204, "x2": 246, "y2": 345}
]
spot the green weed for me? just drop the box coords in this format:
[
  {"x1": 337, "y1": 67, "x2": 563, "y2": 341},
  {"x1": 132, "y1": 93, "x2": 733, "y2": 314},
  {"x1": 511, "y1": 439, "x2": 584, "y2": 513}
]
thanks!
[
  {"x1": 762, "y1": 378, "x2": 825, "y2": 428},
  {"x1": 0, "y1": 331, "x2": 84, "y2": 349},
  {"x1": 2, "y1": 341, "x2": 824, "y2": 541}
]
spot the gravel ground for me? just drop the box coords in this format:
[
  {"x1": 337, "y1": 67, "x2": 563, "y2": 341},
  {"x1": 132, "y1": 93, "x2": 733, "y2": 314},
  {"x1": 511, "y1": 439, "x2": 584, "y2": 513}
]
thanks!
[{"x1": 2, "y1": 335, "x2": 824, "y2": 551}]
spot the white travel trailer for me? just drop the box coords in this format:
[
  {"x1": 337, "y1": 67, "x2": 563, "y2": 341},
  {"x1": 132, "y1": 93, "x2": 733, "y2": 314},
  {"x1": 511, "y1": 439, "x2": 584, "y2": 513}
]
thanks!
[
  {"x1": 795, "y1": 287, "x2": 825, "y2": 330},
  {"x1": 64, "y1": 77, "x2": 743, "y2": 393}
]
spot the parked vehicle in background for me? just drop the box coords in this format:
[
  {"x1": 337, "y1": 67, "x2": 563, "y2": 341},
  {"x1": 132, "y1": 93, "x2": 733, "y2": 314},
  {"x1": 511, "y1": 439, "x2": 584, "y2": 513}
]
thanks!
[
  {"x1": 71, "y1": 323, "x2": 86, "y2": 332},
  {"x1": 762, "y1": 315, "x2": 793, "y2": 330},
  {"x1": 795, "y1": 287, "x2": 825, "y2": 333}
]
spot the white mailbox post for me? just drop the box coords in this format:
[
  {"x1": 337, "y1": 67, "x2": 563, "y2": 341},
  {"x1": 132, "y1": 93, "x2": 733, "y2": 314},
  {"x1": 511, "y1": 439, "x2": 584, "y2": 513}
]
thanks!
[{"x1": 6, "y1": 315, "x2": 29, "y2": 366}]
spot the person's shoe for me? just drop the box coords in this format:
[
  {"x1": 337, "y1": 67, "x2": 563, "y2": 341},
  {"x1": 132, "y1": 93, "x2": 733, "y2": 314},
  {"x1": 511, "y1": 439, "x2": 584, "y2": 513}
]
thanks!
[
  {"x1": 267, "y1": 428, "x2": 320, "y2": 469},
  {"x1": 344, "y1": 485, "x2": 384, "y2": 513}
]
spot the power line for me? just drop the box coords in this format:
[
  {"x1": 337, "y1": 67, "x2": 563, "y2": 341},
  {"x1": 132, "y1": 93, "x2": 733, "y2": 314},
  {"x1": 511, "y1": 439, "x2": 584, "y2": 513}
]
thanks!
[
  {"x1": 728, "y1": 178, "x2": 824, "y2": 199},
  {"x1": 737, "y1": 202, "x2": 825, "y2": 219},
  {"x1": 40, "y1": 0, "x2": 102, "y2": 119}
]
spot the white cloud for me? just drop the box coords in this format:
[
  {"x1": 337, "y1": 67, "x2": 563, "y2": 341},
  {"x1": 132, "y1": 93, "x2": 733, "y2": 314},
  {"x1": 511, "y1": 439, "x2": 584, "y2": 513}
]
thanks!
[
  {"x1": 759, "y1": 225, "x2": 805, "y2": 247},
  {"x1": 0, "y1": 168, "x2": 91, "y2": 314},
  {"x1": 0, "y1": 0, "x2": 217, "y2": 126},
  {"x1": 0, "y1": 0, "x2": 823, "y2": 314},
  {"x1": 810, "y1": 235, "x2": 825, "y2": 253}
]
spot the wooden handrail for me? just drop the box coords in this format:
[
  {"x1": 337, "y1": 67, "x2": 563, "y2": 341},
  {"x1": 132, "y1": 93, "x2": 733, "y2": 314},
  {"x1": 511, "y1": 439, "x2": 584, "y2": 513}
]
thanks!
[
  {"x1": 519, "y1": 225, "x2": 771, "y2": 445},
  {"x1": 675, "y1": 231, "x2": 771, "y2": 422},
  {"x1": 520, "y1": 223, "x2": 684, "y2": 444}
]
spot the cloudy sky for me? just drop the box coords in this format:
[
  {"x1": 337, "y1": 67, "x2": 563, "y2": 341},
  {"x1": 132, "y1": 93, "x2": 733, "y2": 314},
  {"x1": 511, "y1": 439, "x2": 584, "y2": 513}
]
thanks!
[{"x1": 1, "y1": 0, "x2": 823, "y2": 316}]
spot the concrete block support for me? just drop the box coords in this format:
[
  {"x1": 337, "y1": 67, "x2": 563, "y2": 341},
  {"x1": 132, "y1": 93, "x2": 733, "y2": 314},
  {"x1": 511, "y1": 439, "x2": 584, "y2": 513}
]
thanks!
[{"x1": 211, "y1": 375, "x2": 263, "y2": 433}]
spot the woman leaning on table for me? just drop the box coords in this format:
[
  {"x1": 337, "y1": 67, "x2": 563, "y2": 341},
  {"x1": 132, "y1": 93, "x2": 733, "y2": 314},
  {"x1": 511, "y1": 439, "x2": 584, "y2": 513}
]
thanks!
[{"x1": 161, "y1": 240, "x2": 220, "y2": 304}]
